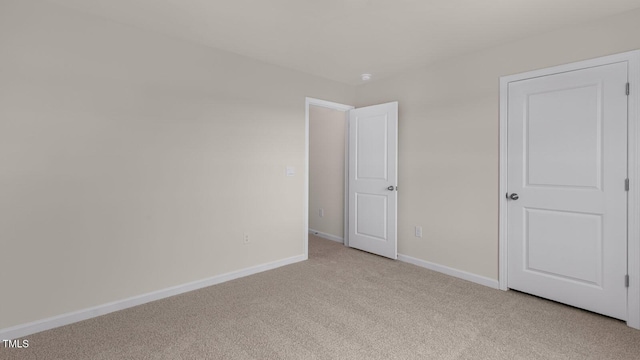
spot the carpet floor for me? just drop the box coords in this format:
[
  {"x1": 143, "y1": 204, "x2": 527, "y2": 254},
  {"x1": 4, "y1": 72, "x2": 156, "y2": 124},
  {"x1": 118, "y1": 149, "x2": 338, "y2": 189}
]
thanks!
[{"x1": 2, "y1": 235, "x2": 640, "y2": 359}]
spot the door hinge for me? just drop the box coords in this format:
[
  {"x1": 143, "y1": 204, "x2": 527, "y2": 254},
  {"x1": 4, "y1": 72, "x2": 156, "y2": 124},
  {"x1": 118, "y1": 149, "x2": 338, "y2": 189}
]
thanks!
[
  {"x1": 625, "y1": 275, "x2": 630, "y2": 287},
  {"x1": 627, "y1": 82, "x2": 630, "y2": 96},
  {"x1": 625, "y1": 178, "x2": 630, "y2": 191}
]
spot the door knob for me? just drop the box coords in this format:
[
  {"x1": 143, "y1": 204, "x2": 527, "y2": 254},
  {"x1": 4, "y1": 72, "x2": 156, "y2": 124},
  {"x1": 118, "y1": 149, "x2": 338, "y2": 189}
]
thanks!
[
  {"x1": 507, "y1": 193, "x2": 519, "y2": 200},
  {"x1": 387, "y1": 186, "x2": 395, "y2": 191}
]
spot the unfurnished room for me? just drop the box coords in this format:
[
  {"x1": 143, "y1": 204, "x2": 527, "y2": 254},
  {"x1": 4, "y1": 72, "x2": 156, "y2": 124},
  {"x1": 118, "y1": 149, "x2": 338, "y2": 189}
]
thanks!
[{"x1": 2, "y1": 0, "x2": 640, "y2": 359}]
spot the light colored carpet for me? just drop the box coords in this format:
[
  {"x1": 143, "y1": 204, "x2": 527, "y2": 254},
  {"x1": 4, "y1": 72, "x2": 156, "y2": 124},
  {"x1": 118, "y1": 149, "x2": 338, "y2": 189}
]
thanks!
[{"x1": 2, "y1": 235, "x2": 640, "y2": 359}]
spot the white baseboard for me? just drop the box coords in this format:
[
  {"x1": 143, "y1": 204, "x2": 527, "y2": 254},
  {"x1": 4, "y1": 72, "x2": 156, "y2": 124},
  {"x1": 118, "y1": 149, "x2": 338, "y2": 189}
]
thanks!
[
  {"x1": 397, "y1": 254, "x2": 500, "y2": 289},
  {"x1": 308, "y1": 229, "x2": 343, "y2": 243},
  {"x1": 0, "y1": 254, "x2": 306, "y2": 340}
]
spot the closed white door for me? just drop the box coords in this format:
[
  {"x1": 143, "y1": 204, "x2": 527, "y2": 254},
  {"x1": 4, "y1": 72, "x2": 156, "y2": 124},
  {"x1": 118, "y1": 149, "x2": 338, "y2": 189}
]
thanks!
[
  {"x1": 507, "y1": 62, "x2": 628, "y2": 319},
  {"x1": 348, "y1": 102, "x2": 398, "y2": 259}
]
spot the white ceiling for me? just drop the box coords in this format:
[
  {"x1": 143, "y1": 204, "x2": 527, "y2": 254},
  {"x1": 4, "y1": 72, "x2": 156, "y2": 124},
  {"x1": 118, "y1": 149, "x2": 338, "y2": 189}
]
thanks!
[{"x1": 45, "y1": 0, "x2": 640, "y2": 85}]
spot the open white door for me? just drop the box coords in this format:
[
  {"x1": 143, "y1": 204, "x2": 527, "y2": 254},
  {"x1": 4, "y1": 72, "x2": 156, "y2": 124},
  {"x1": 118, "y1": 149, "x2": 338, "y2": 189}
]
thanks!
[{"x1": 348, "y1": 102, "x2": 398, "y2": 259}]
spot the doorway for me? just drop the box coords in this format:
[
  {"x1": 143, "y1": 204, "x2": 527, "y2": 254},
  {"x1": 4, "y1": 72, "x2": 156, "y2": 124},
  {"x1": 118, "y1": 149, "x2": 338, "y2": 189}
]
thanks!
[
  {"x1": 305, "y1": 98, "x2": 399, "y2": 260},
  {"x1": 308, "y1": 102, "x2": 351, "y2": 245},
  {"x1": 305, "y1": 98, "x2": 353, "y2": 258}
]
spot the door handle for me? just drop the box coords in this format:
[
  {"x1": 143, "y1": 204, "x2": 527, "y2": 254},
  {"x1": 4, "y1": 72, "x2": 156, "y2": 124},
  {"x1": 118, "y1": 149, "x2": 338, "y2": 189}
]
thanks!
[
  {"x1": 387, "y1": 186, "x2": 395, "y2": 191},
  {"x1": 507, "y1": 193, "x2": 519, "y2": 200}
]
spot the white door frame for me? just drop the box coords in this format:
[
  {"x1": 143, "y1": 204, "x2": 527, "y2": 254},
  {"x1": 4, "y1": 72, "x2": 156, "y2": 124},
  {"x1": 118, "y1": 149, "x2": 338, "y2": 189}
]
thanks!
[
  {"x1": 499, "y1": 50, "x2": 640, "y2": 329},
  {"x1": 305, "y1": 97, "x2": 354, "y2": 258}
]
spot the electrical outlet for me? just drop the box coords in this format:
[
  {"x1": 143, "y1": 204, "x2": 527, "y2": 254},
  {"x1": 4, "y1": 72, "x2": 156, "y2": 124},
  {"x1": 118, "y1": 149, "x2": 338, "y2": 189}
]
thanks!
[
  {"x1": 243, "y1": 233, "x2": 250, "y2": 244},
  {"x1": 415, "y1": 226, "x2": 423, "y2": 238},
  {"x1": 319, "y1": 208, "x2": 324, "y2": 217}
]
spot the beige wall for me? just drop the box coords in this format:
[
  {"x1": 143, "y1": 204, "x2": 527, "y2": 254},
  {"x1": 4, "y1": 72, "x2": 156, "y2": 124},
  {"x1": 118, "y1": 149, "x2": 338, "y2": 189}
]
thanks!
[
  {"x1": 309, "y1": 105, "x2": 346, "y2": 239},
  {"x1": 0, "y1": 0, "x2": 354, "y2": 329},
  {"x1": 355, "y1": 8, "x2": 640, "y2": 280}
]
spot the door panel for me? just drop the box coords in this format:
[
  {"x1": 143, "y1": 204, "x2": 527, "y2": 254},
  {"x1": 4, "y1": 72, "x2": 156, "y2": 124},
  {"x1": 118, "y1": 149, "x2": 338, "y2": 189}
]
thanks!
[
  {"x1": 526, "y1": 85, "x2": 601, "y2": 188},
  {"x1": 355, "y1": 193, "x2": 387, "y2": 240},
  {"x1": 525, "y1": 208, "x2": 602, "y2": 286},
  {"x1": 507, "y1": 62, "x2": 628, "y2": 320},
  {"x1": 356, "y1": 114, "x2": 388, "y2": 180},
  {"x1": 348, "y1": 102, "x2": 398, "y2": 259}
]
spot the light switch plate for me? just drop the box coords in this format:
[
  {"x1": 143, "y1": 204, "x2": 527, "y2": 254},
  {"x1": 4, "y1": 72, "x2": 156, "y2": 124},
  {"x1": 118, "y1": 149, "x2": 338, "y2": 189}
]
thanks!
[
  {"x1": 286, "y1": 166, "x2": 295, "y2": 176},
  {"x1": 415, "y1": 226, "x2": 423, "y2": 238}
]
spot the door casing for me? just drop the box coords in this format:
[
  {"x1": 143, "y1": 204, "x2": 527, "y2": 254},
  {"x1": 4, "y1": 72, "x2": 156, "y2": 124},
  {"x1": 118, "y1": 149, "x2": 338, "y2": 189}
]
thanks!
[{"x1": 499, "y1": 50, "x2": 640, "y2": 329}]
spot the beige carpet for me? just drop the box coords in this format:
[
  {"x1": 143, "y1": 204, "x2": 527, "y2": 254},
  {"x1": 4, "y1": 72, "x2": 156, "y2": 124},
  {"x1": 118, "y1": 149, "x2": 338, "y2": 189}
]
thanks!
[{"x1": 2, "y1": 235, "x2": 640, "y2": 359}]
